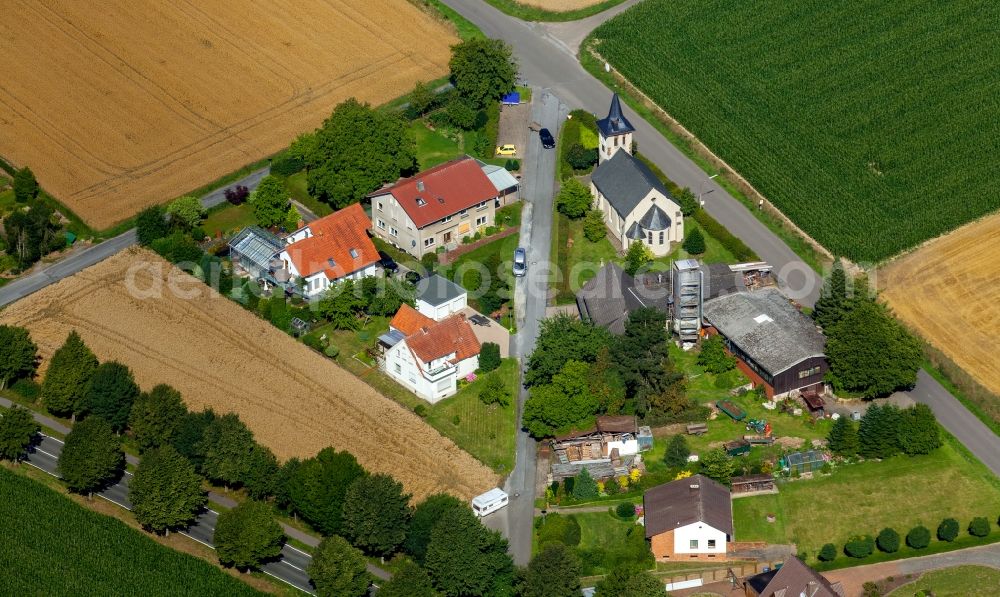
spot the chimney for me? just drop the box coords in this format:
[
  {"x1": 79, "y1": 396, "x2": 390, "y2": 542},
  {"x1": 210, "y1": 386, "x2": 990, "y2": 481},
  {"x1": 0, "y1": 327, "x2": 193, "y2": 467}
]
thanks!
[{"x1": 417, "y1": 181, "x2": 425, "y2": 192}]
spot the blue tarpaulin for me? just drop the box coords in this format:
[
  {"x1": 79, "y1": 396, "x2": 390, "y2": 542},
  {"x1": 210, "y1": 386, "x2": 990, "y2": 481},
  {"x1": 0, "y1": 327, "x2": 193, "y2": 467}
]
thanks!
[{"x1": 501, "y1": 92, "x2": 520, "y2": 105}]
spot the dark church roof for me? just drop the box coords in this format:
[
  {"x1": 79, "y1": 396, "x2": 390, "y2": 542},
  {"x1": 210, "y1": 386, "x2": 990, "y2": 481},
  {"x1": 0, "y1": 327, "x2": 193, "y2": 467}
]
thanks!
[
  {"x1": 638, "y1": 205, "x2": 671, "y2": 231},
  {"x1": 591, "y1": 150, "x2": 672, "y2": 219},
  {"x1": 625, "y1": 221, "x2": 646, "y2": 240},
  {"x1": 597, "y1": 93, "x2": 636, "y2": 137}
]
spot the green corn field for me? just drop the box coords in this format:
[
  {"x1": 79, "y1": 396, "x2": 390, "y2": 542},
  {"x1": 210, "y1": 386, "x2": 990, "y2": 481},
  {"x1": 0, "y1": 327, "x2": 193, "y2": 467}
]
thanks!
[{"x1": 592, "y1": 0, "x2": 1000, "y2": 263}]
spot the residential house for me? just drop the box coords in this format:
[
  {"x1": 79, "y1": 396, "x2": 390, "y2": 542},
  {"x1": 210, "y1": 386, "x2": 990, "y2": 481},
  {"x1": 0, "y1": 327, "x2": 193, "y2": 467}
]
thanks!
[
  {"x1": 228, "y1": 226, "x2": 283, "y2": 281},
  {"x1": 549, "y1": 415, "x2": 651, "y2": 481},
  {"x1": 370, "y1": 157, "x2": 514, "y2": 257},
  {"x1": 276, "y1": 203, "x2": 380, "y2": 298},
  {"x1": 743, "y1": 556, "x2": 844, "y2": 597},
  {"x1": 702, "y1": 287, "x2": 827, "y2": 398},
  {"x1": 380, "y1": 310, "x2": 481, "y2": 403},
  {"x1": 644, "y1": 474, "x2": 733, "y2": 561},
  {"x1": 591, "y1": 94, "x2": 684, "y2": 257},
  {"x1": 416, "y1": 274, "x2": 468, "y2": 320}
]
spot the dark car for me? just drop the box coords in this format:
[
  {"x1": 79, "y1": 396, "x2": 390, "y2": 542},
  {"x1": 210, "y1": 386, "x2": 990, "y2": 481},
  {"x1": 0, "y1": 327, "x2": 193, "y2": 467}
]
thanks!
[
  {"x1": 378, "y1": 251, "x2": 399, "y2": 274},
  {"x1": 539, "y1": 128, "x2": 555, "y2": 149}
]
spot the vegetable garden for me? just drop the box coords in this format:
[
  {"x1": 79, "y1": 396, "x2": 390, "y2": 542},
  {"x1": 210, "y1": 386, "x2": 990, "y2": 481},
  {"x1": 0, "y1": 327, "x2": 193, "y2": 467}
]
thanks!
[{"x1": 592, "y1": 0, "x2": 1000, "y2": 262}]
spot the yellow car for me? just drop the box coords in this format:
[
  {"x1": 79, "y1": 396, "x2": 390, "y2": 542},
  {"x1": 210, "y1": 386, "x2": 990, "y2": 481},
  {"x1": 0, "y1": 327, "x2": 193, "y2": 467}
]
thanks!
[{"x1": 495, "y1": 144, "x2": 517, "y2": 157}]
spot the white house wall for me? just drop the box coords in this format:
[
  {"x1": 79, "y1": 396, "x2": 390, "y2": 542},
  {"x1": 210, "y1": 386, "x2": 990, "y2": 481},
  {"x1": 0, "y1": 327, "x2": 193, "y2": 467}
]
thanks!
[
  {"x1": 382, "y1": 340, "x2": 462, "y2": 403},
  {"x1": 417, "y1": 295, "x2": 468, "y2": 320},
  {"x1": 673, "y1": 522, "x2": 728, "y2": 555}
]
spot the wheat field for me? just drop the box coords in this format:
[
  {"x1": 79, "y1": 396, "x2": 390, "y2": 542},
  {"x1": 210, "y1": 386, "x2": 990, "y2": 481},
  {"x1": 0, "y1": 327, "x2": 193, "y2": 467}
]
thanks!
[
  {"x1": 0, "y1": 0, "x2": 456, "y2": 229},
  {"x1": 0, "y1": 249, "x2": 497, "y2": 501}
]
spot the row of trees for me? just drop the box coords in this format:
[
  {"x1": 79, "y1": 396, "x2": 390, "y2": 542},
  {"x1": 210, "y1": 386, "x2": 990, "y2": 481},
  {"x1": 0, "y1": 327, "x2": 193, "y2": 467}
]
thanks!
[
  {"x1": 818, "y1": 516, "x2": 997, "y2": 562},
  {"x1": 827, "y1": 403, "x2": 941, "y2": 459},
  {"x1": 523, "y1": 310, "x2": 700, "y2": 437},
  {"x1": 2, "y1": 166, "x2": 66, "y2": 271},
  {"x1": 814, "y1": 261, "x2": 922, "y2": 397}
]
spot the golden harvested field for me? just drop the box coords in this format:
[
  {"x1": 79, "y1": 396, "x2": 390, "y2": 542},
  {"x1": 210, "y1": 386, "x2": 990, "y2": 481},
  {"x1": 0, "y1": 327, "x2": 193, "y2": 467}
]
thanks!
[
  {"x1": 0, "y1": 249, "x2": 497, "y2": 501},
  {"x1": 881, "y1": 213, "x2": 1000, "y2": 395},
  {"x1": 0, "y1": 0, "x2": 456, "y2": 229}
]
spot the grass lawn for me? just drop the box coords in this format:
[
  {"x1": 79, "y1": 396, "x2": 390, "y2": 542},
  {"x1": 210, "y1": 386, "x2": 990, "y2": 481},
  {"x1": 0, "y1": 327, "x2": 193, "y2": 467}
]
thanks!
[
  {"x1": 569, "y1": 510, "x2": 653, "y2": 576},
  {"x1": 410, "y1": 120, "x2": 464, "y2": 169},
  {"x1": 733, "y1": 436, "x2": 1000, "y2": 561},
  {"x1": 203, "y1": 203, "x2": 256, "y2": 238},
  {"x1": 552, "y1": 211, "x2": 618, "y2": 304},
  {"x1": 439, "y1": 227, "x2": 521, "y2": 315},
  {"x1": 284, "y1": 172, "x2": 333, "y2": 218},
  {"x1": 0, "y1": 187, "x2": 15, "y2": 216},
  {"x1": 889, "y1": 565, "x2": 1000, "y2": 597}
]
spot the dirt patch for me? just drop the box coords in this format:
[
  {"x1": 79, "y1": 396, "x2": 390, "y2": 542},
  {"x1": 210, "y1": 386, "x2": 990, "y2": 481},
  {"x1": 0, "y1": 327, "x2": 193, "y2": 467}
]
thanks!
[
  {"x1": 0, "y1": 249, "x2": 497, "y2": 502},
  {"x1": 775, "y1": 437, "x2": 805, "y2": 449},
  {"x1": 0, "y1": 0, "x2": 456, "y2": 229},
  {"x1": 519, "y1": 0, "x2": 610, "y2": 10},
  {"x1": 881, "y1": 213, "x2": 1000, "y2": 398}
]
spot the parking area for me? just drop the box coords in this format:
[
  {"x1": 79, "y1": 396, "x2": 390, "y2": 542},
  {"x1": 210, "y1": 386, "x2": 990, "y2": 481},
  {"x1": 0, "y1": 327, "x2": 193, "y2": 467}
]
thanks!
[
  {"x1": 460, "y1": 306, "x2": 511, "y2": 357},
  {"x1": 496, "y1": 102, "x2": 529, "y2": 159}
]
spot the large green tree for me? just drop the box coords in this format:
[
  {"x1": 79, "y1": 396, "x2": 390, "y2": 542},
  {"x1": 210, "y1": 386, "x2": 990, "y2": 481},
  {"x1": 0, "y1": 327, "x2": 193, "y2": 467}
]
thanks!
[
  {"x1": 136, "y1": 205, "x2": 170, "y2": 246},
  {"x1": 405, "y1": 493, "x2": 466, "y2": 564},
  {"x1": 58, "y1": 416, "x2": 125, "y2": 496},
  {"x1": 813, "y1": 259, "x2": 848, "y2": 329},
  {"x1": 825, "y1": 298, "x2": 921, "y2": 397},
  {"x1": 697, "y1": 335, "x2": 735, "y2": 374},
  {"x1": 79, "y1": 362, "x2": 140, "y2": 432},
  {"x1": 13, "y1": 166, "x2": 39, "y2": 203},
  {"x1": 699, "y1": 449, "x2": 736, "y2": 485},
  {"x1": 306, "y1": 98, "x2": 416, "y2": 207},
  {"x1": 897, "y1": 404, "x2": 941, "y2": 455},
  {"x1": 309, "y1": 535, "x2": 370, "y2": 597},
  {"x1": 213, "y1": 500, "x2": 284, "y2": 570},
  {"x1": 0, "y1": 325, "x2": 37, "y2": 390},
  {"x1": 165, "y1": 196, "x2": 205, "y2": 230},
  {"x1": 663, "y1": 434, "x2": 690, "y2": 469},
  {"x1": 623, "y1": 241, "x2": 651, "y2": 276},
  {"x1": 41, "y1": 330, "x2": 98, "y2": 418},
  {"x1": 682, "y1": 227, "x2": 706, "y2": 255},
  {"x1": 858, "y1": 404, "x2": 902, "y2": 459},
  {"x1": 583, "y1": 209, "x2": 607, "y2": 242},
  {"x1": 129, "y1": 444, "x2": 206, "y2": 535},
  {"x1": 448, "y1": 39, "x2": 517, "y2": 108},
  {"x1": 243, "y1": 444, "x2": 280, "y2": 501},
  {"x1": 826, "y1": 416, "x2": 859, "y2": 457},
  {"x1": 285, "y1": 447, "x2": 367, "y2": 536},
  {"x1": 199, "y1": 413, "x2": 257, "y2": 488},
  {"x1": 0, "y1": 406, "x2": 39, "y2": 461},
  {"x1": 129, "y1": 384, "x2": 187, "y2": 452},
  {"x1": 523, "y1": 360, "x2": 600, "y2": 438},
  {"x1": 3, "y1": 201, "x2": 63, "y2": 269},
  {"x1": 424, "y1": 506, "x2": 514, "y2": 597},
  {"x1": 171, "y1": 409, "x2": 216, "y2": 471},
  {"x1": 556, "y1": 179, "x2": 592, "y2": 219},
  {"x1": 248, "y1": 175, "x2": 288, "y2": 228},
  {"x1": 613, "y1": 308, "x2": 688, "y2": 419},
  {"x1": 525, "y1": 315, "x2": 611, "y2": 386},
  {"x1": 342, "y1": 473, "x2": 412, "y2": 557},
  {"x1": 379, "y1": 561, "x2": 438, "y2": 597},
  {"x1": 520, "y1": 543, "x2": 581, "y2": 597},
  {"x1": 594, "y1": 565, "x2": 663, "y2": 597},
  {"x1": 318, "y1": 280, "x2": 366, "y2": 330}
]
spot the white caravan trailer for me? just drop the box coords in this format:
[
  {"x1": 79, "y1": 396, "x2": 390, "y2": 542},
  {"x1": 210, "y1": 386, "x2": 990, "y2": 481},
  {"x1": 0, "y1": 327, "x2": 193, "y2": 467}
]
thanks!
[{"x1": 471, "y1": 488, "x2": 509, "y2": 517}]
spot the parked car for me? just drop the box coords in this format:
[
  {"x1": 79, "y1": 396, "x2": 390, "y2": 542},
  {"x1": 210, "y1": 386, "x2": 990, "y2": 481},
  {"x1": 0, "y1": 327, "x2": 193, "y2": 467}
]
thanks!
[
  {"x1": 378, "y1": 250, "x2": 398, "y2": 274},
  {"x1": 495, "y1": 144, "x2": 518, "y2": 157},
  {"x1": 513, "y1": 247, "x2": 527, "y2": 277},
  {"x1": 539, "y1": 128, "x2": 555, "y2": 149}
]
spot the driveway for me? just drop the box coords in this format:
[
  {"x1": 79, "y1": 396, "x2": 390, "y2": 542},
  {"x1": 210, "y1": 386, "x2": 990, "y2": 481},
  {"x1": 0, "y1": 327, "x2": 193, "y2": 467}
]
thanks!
[
  {"x1": 497, "y1": 102, "x2": 529, "y2": 158},
  {"x1": 459, "y1": 306, "x2": 511, "y2": 357}
]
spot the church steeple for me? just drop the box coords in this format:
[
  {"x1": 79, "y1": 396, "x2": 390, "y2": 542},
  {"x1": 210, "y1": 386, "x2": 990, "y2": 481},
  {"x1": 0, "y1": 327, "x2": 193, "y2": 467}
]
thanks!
[{"x1": 596, "y1": 93, "x2": 635, "y2": 163}]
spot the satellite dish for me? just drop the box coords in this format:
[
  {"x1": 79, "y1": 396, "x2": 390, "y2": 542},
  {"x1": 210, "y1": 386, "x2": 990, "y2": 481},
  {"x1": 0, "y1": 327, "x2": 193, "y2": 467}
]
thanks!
[{"x1": 605, "y1": 62, "x2": 611, "y2": 72}]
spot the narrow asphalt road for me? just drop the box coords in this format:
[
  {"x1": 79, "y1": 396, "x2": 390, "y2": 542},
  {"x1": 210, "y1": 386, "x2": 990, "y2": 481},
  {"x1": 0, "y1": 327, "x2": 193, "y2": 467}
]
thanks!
[
  {"x1": 0, "y1": 166, "x2": 270, "y2": 308},
  {"x1": 503, "y1": 88, "x2": 564, "y2": 567},
  {"x1": 442, "y1": 0, "x2": 1000, "y2": 485}
]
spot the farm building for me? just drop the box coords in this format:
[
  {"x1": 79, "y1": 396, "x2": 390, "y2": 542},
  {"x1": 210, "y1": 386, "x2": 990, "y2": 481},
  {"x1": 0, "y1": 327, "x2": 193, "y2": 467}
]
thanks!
[
  {"x1": 702, "y1": 287, "x2": 827, "y2": 398},
  {"x1": 228, "y1": 226, "x2": 283, "y2": 281},
  {"x1": 369, "y1": 156, "x2": 518, "y2": 257},
  {"x1": 380, "y1": 309, "x2": 481, "y2": 403},
  {"x1": 731, "y1": 474, "x2": 776, "y2": 495},
  {"x1": 591, "y1": 94, "x2": 684, "y2": 257},
  {"x1": 549, "y1": 415, "x2": 646, "y2": 481},
  {"x1": 416, "y1": 274, "x2": 468, "y2": 320},
  {"x1": 644, "y1": 474, "x2": 733, "y2": 561},
  {"x1": 743, "y1": 555, "x2": 844, "y2": 597},
  {"x1": 782, "y1": 450, "x2": 828, "y2": 474},
  {"x1": 576, "y1": 262, "x2": 671, "y2": 335},
  {"x1": 276, "y1": 204, "x2": 380, "y2": 298}
]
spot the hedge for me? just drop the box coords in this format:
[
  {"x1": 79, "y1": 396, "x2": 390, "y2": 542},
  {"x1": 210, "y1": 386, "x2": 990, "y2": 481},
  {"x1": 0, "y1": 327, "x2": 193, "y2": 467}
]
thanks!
[{"x1": 693, "y1": 209, "x2": 758, "y2": 262}]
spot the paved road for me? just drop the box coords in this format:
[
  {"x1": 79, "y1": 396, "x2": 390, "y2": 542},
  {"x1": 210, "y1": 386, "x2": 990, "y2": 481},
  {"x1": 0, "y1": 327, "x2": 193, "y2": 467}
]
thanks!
[
  {"x1": 0, "y1": 167, "x2": 270, "y2": 309},
  {"x1": 504, "y1": 88, "x2": 565, "y2": 566},
  {"x1": 443, "y1": 0, "x2": 822, "y2": 306}
]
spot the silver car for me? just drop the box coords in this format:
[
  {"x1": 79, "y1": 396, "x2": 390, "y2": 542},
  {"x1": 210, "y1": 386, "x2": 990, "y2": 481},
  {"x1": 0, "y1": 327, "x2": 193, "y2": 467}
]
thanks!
[{"x1": 513, "y1": 247, "x2": 527, "y2": 277}]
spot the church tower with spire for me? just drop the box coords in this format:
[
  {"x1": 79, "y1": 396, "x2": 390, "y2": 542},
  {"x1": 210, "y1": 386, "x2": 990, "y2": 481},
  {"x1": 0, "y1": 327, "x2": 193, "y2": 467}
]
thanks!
[{"x1": 596, "y1": 93, "x2": 635, "y2": 164}]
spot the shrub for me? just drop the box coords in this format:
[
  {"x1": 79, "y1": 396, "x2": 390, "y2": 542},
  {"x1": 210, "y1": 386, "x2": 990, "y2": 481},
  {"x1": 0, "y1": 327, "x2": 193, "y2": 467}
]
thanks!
[
  {"x1": 451, "y1": 414, "x2": 460, "y2": 426},
  {"x1": 583, "y1": 209, "x2": 606, "y2": 242},
  {"x1": 876, "y1": 528, "x2": 899, "y2": 553},
  {"x1": 413, "y1": 404, "x2": 427, "y2": 418},
  {"x1": 270, "y1": 155, "x2": 304, "y2": 177},
  {"x1": 566, "y1": 144, "x2": 598, "y2": 171},
  {"x1": 844, "y1": 535, "x2": 874, "y2": 558},
  {"x1": 484, "y1": 225, "x2": 500, "y2": 236},
  {"x1": 562, "y1": 476, "x2": 574, "y2": 495},
  {"x1": 572, "y1": 468, "x2": 598, "y2": 500},
  {"x1": 906, "y1": 525, "x2": 931, "y2": 549},
  {"x1": 968, "y1": 517, "x2": 990, "y2": 538},
  {"x1": 421, "y1": 252, "x2": 438, "y2": 273},
  {"x1": 478, "y1": 373, "x2": 510, "y2": 407},
  {"x1": 136, "y1": 205, "x2": 170, "y2": 246},
  {"x1": 683, "y1": 227, "x2": 706, "y2": 255},
  {"x1": 224, "y1": 185, "x2": 249, "y2": 205},
  {"x1": 11, "y1": 379, "x2": 41, "y2": 402},
  {"x1": 817, "y1": 543, "x2": 837, "y2": 562},
  {"x1": 615, "y1": 502, "x2": 635, "y2": 519},
  {"x1": 190, "y1": 226, "x2": 207, "y2": 242},
  {"x1": 479, "y1": 342, "x2": 501, "y2": 372},
  {"x1": 324, "y1": 344, "x2": 340, "y2": 359},
  {"x1": 937, "y1": 518, "x2": 959, "y2": 542}
]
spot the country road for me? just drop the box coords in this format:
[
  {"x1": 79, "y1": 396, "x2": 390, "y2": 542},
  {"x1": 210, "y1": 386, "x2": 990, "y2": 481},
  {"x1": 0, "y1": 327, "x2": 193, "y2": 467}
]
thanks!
[{"x1": 441, "y1": 0, "x2": 1000, "y2": 483}]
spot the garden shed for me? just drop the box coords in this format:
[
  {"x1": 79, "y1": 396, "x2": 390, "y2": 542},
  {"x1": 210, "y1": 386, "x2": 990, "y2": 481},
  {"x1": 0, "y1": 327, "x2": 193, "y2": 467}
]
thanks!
[
  {"x1": 782, "y1": 450, "x2": 828, "y2": 474},
  {"x1": 731, "y1": 474, "x2": 776, "y2": 494}
]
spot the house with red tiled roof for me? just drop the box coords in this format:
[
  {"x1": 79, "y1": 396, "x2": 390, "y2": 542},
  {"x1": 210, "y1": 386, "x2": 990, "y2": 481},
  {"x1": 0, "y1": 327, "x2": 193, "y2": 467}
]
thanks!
[
  {"x1": 277, "y1": 203, "x2": 380, "y2": 297},
  {"x1": 379, "y1": 308, "x2": 481, "y2": 403},
  {"x1": 369, "y1": 156, "x2": 514, "y2": 257}
]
